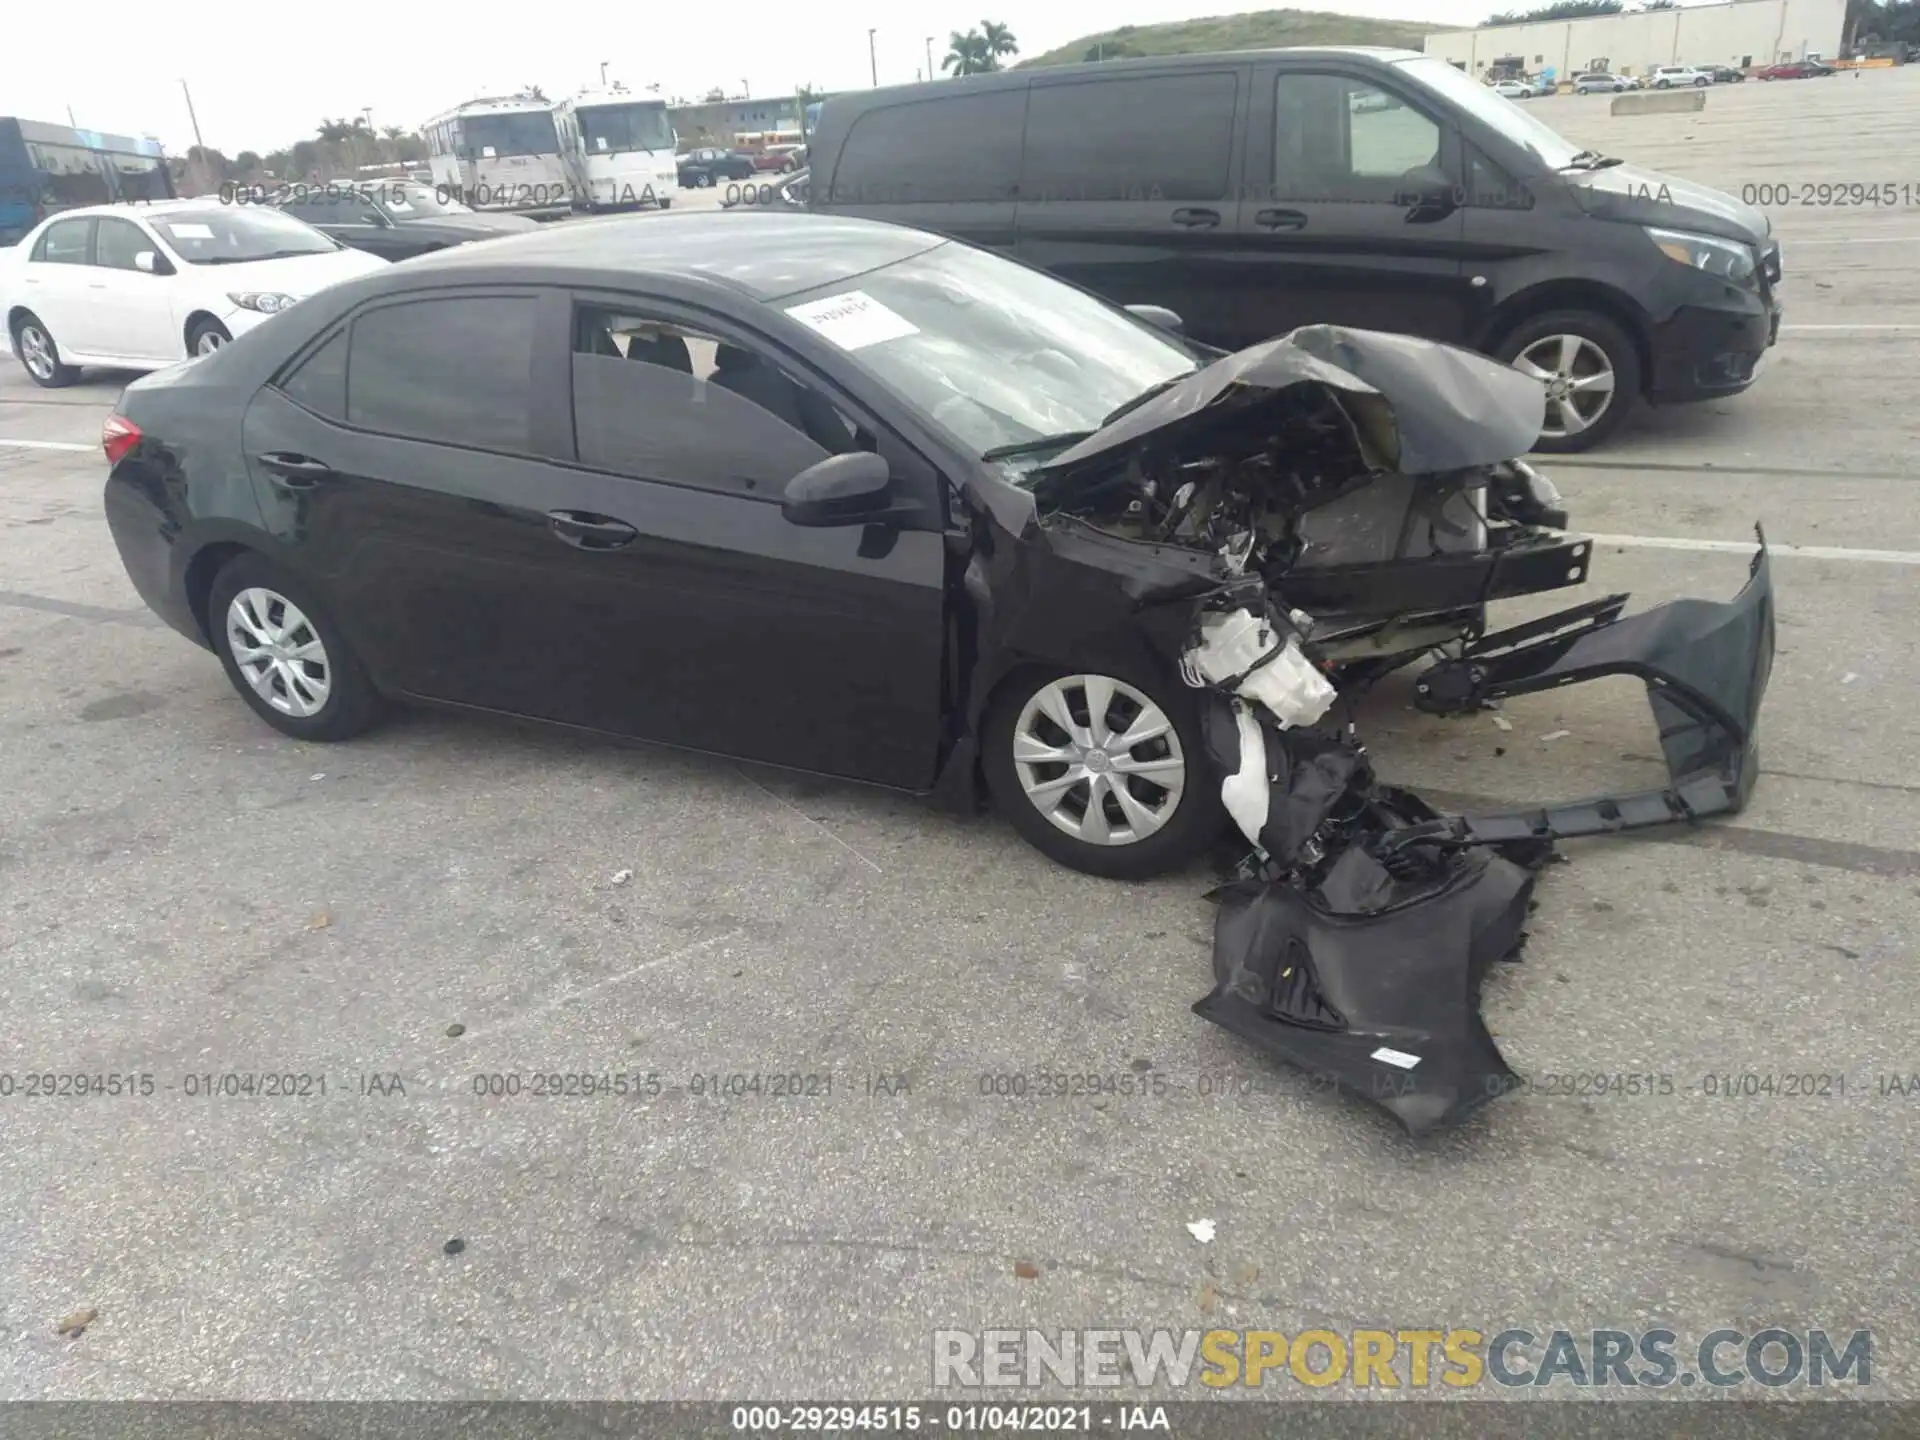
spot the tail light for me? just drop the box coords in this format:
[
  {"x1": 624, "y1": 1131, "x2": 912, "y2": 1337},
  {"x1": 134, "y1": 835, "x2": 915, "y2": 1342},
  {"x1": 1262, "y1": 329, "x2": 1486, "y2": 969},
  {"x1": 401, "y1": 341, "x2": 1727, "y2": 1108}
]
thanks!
[{"x1": 102, "y1": 415, "x2": 142, "y2": 466}]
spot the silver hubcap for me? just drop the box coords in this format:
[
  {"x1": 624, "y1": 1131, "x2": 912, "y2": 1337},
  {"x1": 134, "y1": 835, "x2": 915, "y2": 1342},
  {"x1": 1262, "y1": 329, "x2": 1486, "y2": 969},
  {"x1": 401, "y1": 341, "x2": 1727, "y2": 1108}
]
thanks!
[
  {"x1": 1514, "y1": 333, "x2": 1617, "y2": 439},
  {"x1": 227, "y1": 587, "x2": 331, "y2": 717},
  {"x1": 19, "y1": 325, "x2": 55, "y2": 380},
  {"x1": 195, "y1": 330, "x2": 226, "y2": 355},
  {"x1": 1012, "y1": 675, "x2": 1185, "y2": 846}
]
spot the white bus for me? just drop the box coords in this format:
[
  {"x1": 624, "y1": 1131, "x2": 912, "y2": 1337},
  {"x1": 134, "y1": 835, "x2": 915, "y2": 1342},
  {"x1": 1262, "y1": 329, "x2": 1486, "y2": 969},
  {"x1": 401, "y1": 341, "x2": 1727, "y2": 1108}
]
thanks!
[
  {"x1": 422, "y1": 94, "x2": 571, "y2": 219},
  {"x1": 554, "y1": 87, "x2": 679, "y2": 211}
]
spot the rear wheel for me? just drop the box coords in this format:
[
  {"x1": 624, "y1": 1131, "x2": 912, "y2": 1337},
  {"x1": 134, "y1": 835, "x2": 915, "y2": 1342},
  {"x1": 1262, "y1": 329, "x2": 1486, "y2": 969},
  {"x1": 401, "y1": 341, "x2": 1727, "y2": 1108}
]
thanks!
[
  {"x1": 1496, "y1": 309, "x2": 1641, "y2": 453},
  {"x1": 208, "y1": 554, "x2": 383, "y2": 742},
  {"x1": 12, "y1": 312, "x2": 78, "y2": 387},
  {"x1": 983, "y1": 666, "x2": 1222, "y2": 880}
]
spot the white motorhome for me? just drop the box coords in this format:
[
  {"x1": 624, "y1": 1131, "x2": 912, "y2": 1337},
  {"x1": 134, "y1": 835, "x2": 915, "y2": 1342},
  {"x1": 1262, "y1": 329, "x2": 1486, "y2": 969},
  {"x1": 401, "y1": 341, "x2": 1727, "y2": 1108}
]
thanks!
[
  {"x1": 422, "y1": 94, "x2": 572, "y2": 219},
  {"x1": 555, "y1": 87, "x2": 679, "y2": 211}
]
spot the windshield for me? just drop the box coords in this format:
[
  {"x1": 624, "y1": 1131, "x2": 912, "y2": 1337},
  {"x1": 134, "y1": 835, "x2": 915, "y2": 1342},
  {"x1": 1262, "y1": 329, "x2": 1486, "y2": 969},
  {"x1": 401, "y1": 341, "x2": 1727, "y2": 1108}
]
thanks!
[
  {"x1": 463, "y1": 111, "x2": 560, "y2": 158},
  {"x1": 382, "y1": 182, "x2": 472, "y2": 216},
  {"x1": 577, "y1": 104, "x2": 675, "y2": 155},
  {"x1": 152, "y1": 207, "x2": 338, "y2": 264},
  {"x1": 1395, "y1": 54, "x2": 1584, "y2": 169},
  {"x1": 777, "y1": 242, "x2": 1200, "y2": 463}
]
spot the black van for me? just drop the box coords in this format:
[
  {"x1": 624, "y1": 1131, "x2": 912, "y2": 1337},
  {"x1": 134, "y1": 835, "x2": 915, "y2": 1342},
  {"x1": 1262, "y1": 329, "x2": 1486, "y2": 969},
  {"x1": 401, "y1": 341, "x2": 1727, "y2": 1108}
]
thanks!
[{"x1": 806, "y1": 47, "x2": 1783, "y2": 451}]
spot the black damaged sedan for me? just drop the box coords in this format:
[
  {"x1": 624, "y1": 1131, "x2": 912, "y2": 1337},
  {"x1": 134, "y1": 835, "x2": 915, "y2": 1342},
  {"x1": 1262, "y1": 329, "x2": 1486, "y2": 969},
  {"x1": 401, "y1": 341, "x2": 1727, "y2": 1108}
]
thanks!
[{"x1": 104, "y1": 212, "x2": 1774, "y2": 894}]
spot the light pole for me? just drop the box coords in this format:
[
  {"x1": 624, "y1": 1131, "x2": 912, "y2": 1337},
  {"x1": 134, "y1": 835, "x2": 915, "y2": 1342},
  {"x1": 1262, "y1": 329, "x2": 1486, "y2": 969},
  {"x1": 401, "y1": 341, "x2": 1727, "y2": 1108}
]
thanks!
[
  {"x1": 600, "y1": 61, "x2": 609, "y2": 87},
  {"x1": 178, "y1": 79, "x2": 208, "y2": 191},
  {"x1": 869, "y1": 29, "x2": 879, "y2": 87},
  {"x1": 926, "y1": 36, "x2": 935, "y2": 79}
]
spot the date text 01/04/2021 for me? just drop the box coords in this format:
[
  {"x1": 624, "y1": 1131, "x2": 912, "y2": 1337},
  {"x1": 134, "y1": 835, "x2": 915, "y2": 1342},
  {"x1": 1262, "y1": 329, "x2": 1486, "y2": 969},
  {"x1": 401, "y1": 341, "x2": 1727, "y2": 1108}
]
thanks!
[{"x1": 216, "y1": 181, "x2": 662, "y2": 209}]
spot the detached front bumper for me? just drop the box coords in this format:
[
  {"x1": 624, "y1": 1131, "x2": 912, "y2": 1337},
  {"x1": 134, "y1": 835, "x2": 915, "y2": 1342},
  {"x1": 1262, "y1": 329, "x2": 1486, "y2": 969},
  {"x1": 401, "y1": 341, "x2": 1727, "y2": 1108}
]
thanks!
[{"x1": 1192, "y1": 534, "x2": 1776, "y2": 1135}]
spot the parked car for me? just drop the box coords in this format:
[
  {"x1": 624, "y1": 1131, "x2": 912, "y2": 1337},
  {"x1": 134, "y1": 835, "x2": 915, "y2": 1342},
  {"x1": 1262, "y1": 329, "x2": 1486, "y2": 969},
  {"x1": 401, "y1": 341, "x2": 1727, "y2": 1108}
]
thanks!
[
  {"x1": 1491, "y1": 79, "x2": 1534, "y2": 99},
  {"x1": 1573, "y1": 72, "x2": 1632, "y2": 93},
  {"x1": 1652, "y1": 65, "x2": 1714, "y2": 87},
  {"x1": 677, "y1": 147, "x2": 757, "y2": 187},
  {"x1": 270, "y1": 181, "x2": 538, "y2": 261},
  {"x1": 1710, "y1": 65, "x2": 1748, "y2": 83},
  {"x1": 755, "y1": 143, "x2": 807, "y2": 172},
  {"x1": 1529, "y1": 76, "x2": 1558, "y2": 96},
  {"x1": 98, "y1": 211, "x2": 1677, "y2": 879},
  {"x1": 805, "y1": 47, "x2": 1784, "y2": 452},
  {"x1": 4, "y1": 200, "x2": 388, "y2": 385},
  {"x1": 1759, "y1": 60, "x2": 1835, "y2": 79}
]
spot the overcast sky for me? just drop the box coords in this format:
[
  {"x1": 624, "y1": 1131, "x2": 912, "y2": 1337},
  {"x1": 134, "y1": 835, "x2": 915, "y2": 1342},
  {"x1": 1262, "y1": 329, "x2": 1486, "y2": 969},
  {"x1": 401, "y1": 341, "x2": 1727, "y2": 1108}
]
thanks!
[{"x1": 10, "y1": 0, "x2": 1533, "y2": 155}]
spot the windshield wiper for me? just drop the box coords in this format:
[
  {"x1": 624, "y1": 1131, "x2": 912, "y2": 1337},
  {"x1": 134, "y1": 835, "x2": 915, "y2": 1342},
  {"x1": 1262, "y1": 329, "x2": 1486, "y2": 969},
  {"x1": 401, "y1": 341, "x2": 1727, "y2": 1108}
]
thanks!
[
  {"x1": 981, "y1": 431, "x2": 1094, "y2": 462},
  {"x1": 1099, "y1": 371, "x2": 1196, "y2": 428},
  {"x1": 1559, "y1": 150, "x2": 1625, "y2": 171}
]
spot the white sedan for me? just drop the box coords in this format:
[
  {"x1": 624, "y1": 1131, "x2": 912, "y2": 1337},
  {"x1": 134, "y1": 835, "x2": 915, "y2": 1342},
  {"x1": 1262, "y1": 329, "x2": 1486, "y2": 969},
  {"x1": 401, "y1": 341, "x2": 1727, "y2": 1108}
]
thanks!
[
  {"x1": 1491, "y1": 80, "x2": 1534, "y2": 99},
  {"x1": 4, "y1": 200, "x2": 388, "y2": 387}
]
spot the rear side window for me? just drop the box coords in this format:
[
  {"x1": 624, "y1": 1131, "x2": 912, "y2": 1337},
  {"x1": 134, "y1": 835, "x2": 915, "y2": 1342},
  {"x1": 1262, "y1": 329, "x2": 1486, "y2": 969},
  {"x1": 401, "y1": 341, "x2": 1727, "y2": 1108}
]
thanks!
[
  {"x1": 32, "y1": 217, "x2": 92, "y2": 264},
  {"x1": 346, "y1": 297, "x2": 537, "y2": 453},
  {"x1": 278, "y1": 329, "x2": 349, "y2": 420},
  {"x1": 829, "y1": 90, "x2": 1026, "y2": 204},
  {"x1": 1021, "y1": 73, "x2": 1238, "y2": 203}
]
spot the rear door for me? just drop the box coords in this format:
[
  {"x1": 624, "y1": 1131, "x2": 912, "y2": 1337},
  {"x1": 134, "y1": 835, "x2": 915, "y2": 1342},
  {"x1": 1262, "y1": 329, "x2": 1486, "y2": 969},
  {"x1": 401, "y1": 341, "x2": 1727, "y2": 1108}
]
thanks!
[
  {"x1": 17, "y1": 216, "x2": 94, "y2": 348},
  {"x1": 1231, "y1": 59, "x2": 1474, "y2": 345},
  {"x1": 819, "y1": 86, "x2": 1027, "y2": 252},
  {"x1": 1011, "y1": 65, "x2": 1251, "y2": 347}
]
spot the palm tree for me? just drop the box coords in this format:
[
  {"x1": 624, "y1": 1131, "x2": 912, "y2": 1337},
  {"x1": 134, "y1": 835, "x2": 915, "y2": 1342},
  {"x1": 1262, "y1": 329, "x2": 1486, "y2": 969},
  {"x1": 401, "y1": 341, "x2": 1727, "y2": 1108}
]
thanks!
[
  {"x1": 981, "y1": 20, "x2": 1019, "y2": 65},
  {"x1": 943, "y1": 29, "x2": 994, "y2": 76}
]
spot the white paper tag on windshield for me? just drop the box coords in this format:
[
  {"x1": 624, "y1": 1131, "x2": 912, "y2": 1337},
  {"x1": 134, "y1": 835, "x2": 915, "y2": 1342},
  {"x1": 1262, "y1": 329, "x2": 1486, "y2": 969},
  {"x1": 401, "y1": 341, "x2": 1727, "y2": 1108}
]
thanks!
[
  {"x1": 1370, "y1": 1047, "x2": 1422, "y2": 1071},
  {"x1": 168, "y1": 223, "x2": 215, "y2": 239},
  {"x1": 783, "y1": 290, "x2": 918, "y2": 351}
]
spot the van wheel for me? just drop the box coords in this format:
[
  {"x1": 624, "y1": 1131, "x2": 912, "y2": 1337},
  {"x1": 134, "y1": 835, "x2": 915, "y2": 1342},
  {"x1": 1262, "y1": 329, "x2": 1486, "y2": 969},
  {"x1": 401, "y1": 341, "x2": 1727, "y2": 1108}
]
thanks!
[
  {"x1": 1496, "y1": 310, "x2": 1641, "y2": 453},
  {"x1": 12, "y1": 312, "x2": 79, "y2": 387},
  {"x1": 983, "y1": 665, "x2": 1223, "y2": 880}
]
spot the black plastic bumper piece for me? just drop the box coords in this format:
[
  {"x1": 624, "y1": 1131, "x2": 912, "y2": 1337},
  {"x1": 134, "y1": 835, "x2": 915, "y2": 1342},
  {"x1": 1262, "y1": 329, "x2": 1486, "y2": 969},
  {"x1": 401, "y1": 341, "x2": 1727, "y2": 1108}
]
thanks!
[{"x1": 1276, "y1": 532, "x2": 1593, "y2": 618}]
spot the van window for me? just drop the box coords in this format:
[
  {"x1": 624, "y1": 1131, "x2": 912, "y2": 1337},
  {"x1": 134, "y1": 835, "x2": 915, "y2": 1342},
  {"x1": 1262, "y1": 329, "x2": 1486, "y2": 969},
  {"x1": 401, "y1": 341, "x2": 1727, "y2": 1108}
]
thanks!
[
  {"x1": 1021, "y1": 73, "x2": 1238, "y2": 203},
  {"x1": 828, "y1": 90, "x2": 1026, "y2": 205},
  {"x1": 1272, "y1": 73, "x2": 1442, "y2": 203}
]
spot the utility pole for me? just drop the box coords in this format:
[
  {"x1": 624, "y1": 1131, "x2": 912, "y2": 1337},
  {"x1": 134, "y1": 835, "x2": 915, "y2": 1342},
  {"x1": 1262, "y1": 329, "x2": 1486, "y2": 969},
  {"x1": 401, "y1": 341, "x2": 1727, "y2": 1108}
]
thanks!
[
  {"x1": 179, "y1": 79, "x2": 209, "y2": 192},
  {"x1": 925, "y1": 35, "x2": 935, "y2": 78},
  {"x1": 600, "y1": 61, "x2": 609, "y2": 87},
  {"x1": 869, "y1": 29, "x2": 879, "y2": 87}
]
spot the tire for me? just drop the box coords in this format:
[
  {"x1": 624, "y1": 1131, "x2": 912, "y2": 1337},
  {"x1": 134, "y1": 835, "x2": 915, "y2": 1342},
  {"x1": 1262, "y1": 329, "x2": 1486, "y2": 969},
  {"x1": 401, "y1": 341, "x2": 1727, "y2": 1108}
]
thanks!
[
  {"x1": 1495, "y1": 309, "x2": 1642, "y2": 454},
  {"x1": 11, "y1": 311, "x2": 79, "y2": 387},
  {"x1": 208, "y1": 553, "x2": 383, "y2": 742},
  {"x1": 187, "y1": 317, "x2": 232, "y2": 358},
  {"x1": 1657, "y1": 78, "x2": 1672, "y2": 88},
  {"x1": 1695, "y1": 76, "x2": 1709, "y2": 86},
  {"x1": 658, "y1": 198, "x2": 673, "y2": 209},
  {"x1": 982, "y1": 665, "x2": 1223, "y2": 881}
]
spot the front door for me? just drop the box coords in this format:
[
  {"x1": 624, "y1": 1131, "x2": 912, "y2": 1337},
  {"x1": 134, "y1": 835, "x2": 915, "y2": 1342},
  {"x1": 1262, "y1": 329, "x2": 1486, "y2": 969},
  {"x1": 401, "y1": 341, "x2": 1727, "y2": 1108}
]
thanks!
[
  {"x1": 1229, "y1": 61, "x2": 1475, "y2": 347},
  {"x1": 85, "y1": 215, "x2": 181, "y2": 361}
]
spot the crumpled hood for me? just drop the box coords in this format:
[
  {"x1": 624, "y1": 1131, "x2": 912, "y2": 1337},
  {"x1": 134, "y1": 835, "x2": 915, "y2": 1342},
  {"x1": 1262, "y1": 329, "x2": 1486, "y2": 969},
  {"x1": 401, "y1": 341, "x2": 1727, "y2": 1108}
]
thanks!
[{"x1": 1033, "y1": 325, "x2": 1547, "y2": 482}]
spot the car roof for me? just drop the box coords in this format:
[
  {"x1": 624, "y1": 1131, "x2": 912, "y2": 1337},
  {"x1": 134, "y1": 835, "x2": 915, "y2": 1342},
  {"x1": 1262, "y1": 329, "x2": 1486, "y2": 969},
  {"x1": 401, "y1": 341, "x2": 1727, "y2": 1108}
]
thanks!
[
  {"x1": 33, "y1": 199, "x2": 225, "y2": 223},
  {"x1": 373, "y1": 210, "x2": 948, "y2": 302}
]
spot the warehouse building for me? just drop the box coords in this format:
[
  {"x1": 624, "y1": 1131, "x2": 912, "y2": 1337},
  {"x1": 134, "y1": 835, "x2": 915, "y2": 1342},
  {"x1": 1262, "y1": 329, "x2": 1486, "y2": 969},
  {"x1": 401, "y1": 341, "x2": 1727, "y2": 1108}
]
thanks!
[{"x1": 1423, "y1": 0, "x2": 1846, "y2": 83}]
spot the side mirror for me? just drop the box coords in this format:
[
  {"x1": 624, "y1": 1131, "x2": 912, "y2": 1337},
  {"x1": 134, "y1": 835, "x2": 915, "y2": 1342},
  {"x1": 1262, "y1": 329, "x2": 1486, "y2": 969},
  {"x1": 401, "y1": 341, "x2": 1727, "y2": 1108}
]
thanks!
[
  {"x1": 1398, "y1": 164, "x2": 1460, "y2": 220},
  {"x1": 134, "y1": 250, "x2": 158, "y2": 273},
  {"x1": 1125, "y1": 303, "x2": 1185, "y2": 335},
  {"x1": 781, "y1": 451, "x2": 895, "y2": 527}
]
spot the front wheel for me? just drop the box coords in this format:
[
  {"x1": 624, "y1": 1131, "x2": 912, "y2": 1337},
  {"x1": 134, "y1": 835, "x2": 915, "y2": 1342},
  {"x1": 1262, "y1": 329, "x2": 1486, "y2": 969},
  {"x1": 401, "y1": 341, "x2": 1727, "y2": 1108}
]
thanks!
[
  {"x1": 187, "y1": 317, "x2": 232, "y2": 358},
  {"x1": 1695, "y1": 76, "x2": 1709, "y2": 86},
  {"x1": 983, "y1": 666, "x2": 1223, "y2": 880},
  {"x1": 1497, "y1": 309, "x2": 1641, "y2": 453},
  {"x1": 208, "y1": 553, "x2": 384, "y2": 741}
]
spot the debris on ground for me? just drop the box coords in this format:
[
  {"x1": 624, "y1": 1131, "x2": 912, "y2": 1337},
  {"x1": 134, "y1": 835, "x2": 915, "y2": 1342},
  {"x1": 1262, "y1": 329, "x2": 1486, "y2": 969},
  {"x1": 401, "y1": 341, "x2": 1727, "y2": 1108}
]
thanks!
[
  {"x1": 1013, "y1": 1260, "x2": 1040, "y2": 1280},
  {"x1": 55, "y1": 1307, "x2": 96, "y2": 1339},
  {"x1": 611, "y1": 869, "x2": 634, "y2": 886},
  {"x1": 1186, "y1": 1219, "x2": 1217, "y2": 1244},
  {"x1": 1539, "y1": 729, "x2": 1572, "y2": 742}
]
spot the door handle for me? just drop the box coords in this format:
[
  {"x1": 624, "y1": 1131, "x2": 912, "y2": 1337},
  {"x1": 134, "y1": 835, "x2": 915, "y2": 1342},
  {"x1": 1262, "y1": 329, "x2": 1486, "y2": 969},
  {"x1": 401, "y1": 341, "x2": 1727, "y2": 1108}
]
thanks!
[
  {"x1": 547, "y1": 509, "x2": 638, "y2": 550},
  {"x1": 89, "y1": 282, "x2": 108, "y2": 289},
  {"x1": 1170, "y1": 207, "x2": 1221, "y2": 229},
  {"x1": 1255, "y1": 208, "x2": 1309, "y2": 231},
  {"x1": 255, "y1": 452, "x2": 336, "y2": 488}
]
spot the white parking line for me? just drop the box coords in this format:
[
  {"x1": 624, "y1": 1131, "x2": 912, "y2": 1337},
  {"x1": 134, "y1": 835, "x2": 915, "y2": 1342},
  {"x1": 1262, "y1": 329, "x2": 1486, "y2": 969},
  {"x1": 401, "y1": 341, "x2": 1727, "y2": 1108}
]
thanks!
[
  {"x1": 1588, "y1": 533, "x2": 1920, "y2": 564},
  {"x1": 0, "y1": 438, "x2": 94, "y2": 452}
]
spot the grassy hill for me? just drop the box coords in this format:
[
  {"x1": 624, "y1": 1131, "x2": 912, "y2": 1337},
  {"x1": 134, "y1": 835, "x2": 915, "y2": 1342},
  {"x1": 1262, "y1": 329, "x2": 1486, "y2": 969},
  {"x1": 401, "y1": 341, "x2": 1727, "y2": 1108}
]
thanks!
[{"x1": 1018, "y1": 8, "x2": 1451, "y2": 68}]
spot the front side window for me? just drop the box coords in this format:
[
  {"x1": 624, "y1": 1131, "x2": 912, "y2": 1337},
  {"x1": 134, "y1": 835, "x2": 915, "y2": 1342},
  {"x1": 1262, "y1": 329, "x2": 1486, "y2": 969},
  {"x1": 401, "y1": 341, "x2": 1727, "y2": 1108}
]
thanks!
[
  {"x1": 33, "y1": 217, "x2": 92, "y2": 264},
  {"x1": 1396, "y1": 53, "x2": 1584, "y2": 170},
  {"x1": 152, "y1": 207, "x2": 339, "y2": 264},
  {"x1": 570, "y1": 304, "x2": 854, "y2": 494},
  {"x1": 830, "y1": 90, "x2": 1026, "y2": 205},
  {"x1": 347, "y1": 297, "x2": 538, "y2": 454},
  {"x1": 1022, "y1": 73, "x2": 1238, "y2": 203},
  {"x1": 1272, "y1": 73, "x2": 1442, "y2": 202},
  {"x1": 93, "y1": 216, "x2": 155, "y2": 270}
]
